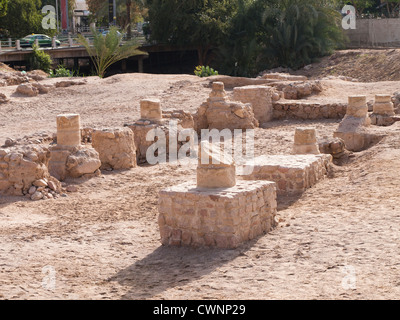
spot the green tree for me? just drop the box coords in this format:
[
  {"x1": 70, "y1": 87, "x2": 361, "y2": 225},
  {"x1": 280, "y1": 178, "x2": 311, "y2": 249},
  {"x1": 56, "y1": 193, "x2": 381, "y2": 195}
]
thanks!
[
  {"x1": 0, "y1": 0, "x2": 8, "y2": 17},
  {"x1": 29, "y1": 43, "x2": 52, "y2": 72},
  {"x1": 87, "y1": 0, "x2": 145, "y2": 35},
  {"x1": 78, "y1": 26, "x2": 147, "y2": 77},
  {"x1": 0, "y1": 0, "x2": 52, "y2": 38},
  {"x1": 340, "y1": 0, "x2": 375, "y2": 15},
  {"x1": 146, "y1": 0, "x2": 238, "y2": 65},
  {"x1": 259, "y1": 0, "x2": 345, "y2": 70},
  {"x1": 216, "y1": 0, "x2": 266, "y2": 76}
]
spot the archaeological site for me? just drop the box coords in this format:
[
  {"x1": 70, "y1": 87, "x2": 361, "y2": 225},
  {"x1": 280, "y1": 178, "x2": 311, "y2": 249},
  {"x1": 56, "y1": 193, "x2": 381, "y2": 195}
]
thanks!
[{"x1": 1, "y1": 51, "x2": 400, "y2": 300}]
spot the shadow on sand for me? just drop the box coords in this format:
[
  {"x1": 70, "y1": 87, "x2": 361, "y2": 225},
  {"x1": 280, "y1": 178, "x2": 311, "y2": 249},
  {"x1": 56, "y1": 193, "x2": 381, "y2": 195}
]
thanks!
[{"x1": 108, "y1": 239, "x2": 260, "y2": 299}]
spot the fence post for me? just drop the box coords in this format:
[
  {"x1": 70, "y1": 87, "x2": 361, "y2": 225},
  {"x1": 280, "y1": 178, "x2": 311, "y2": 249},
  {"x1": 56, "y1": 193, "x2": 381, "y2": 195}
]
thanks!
[
  {"x1": 0, "y1": 41, "x2": 2, "y2": 53},
  {"x1": 35, "y1": 38, "x2": 39, "y2": 47},
  {"x1": 52, "y1": 36, "x2": 56, "y2": 49},
  {"x1": 16, "y1": 40, "x2": 21, "y2": 50},
  {"x1": 8, "y1": 38, "x2": 11, "y2": 47},
  {"x1": 68, "y1": 36, "x2": 73, "y2": 47}
]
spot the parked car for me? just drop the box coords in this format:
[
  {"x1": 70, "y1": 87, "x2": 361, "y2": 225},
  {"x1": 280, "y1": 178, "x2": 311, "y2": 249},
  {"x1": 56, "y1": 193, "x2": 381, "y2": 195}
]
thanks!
[
  {"x1": 19, "y1": 34, "x2": 61, "y2": 48},
  {"x1": 101, "y1": 30, "x2": 123, "y2": 38}
]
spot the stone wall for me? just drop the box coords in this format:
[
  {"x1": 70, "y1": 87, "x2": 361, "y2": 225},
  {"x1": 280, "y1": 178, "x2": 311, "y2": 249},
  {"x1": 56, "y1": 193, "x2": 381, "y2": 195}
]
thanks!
[
  {"x1": 240, "y1": 154, "x2": 332, "y2": 196},
  {"x1": 272, "y1": 101, "x2": 347, "y2": 120},
  {"x1": 158, "y1": 180, "x2": 277, "y2": 249}
]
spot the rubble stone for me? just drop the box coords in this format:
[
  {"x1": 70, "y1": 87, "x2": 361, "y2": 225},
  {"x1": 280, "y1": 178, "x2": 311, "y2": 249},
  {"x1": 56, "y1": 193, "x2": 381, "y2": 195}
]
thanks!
[{"x1": 16, "y1": 83, "x2": 39, "y2": 97}]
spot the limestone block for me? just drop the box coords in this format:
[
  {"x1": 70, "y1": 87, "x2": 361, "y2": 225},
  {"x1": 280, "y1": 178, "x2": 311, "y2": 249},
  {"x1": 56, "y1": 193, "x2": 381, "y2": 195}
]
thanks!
[
  {"x1": 233, "y1": 85, "x2": 274, "y2": 124},
  {"x1": 56, "y1": 114, "x2": 81, "y2": 148},
  {"x1": 293, "y1": 127, "x2": 320, "y2": 155},
  {"x1": 197, "y1": 141, "x2": 236, "y2": 188},
  {"x1": 346, "y1": 95, "x2": 369, "y2": 119},
  {"x1": 197, "y1": 166, "x2": 236, "y2": 189},
  {"x1": 240, "y1": 154, "x2": 332, "y2": 196},
  {"x1": 158, "y1": 180, "x2": 277, "y2": 249},
  {"x1": 92, "y1": 127, "x2": 136, "y2": 170},
  {"x1": 140, "y1": 99, "x2": 162, "y2": 121},
  {"x1": 370, "y1": 94, "x2": 395, "y2": 126}
]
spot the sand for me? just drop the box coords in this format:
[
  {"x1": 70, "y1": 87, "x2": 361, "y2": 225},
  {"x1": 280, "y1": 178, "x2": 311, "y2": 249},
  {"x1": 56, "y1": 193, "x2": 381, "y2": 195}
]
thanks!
[{"x1": 0, "y1": 73, "x2": 399, "y2": 300}]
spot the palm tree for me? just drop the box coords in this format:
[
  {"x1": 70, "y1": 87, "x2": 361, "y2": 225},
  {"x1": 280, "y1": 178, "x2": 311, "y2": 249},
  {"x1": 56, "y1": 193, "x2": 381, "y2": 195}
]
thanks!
[
  {"x1": 261, "y1": 0, "x2": 344, "y2": 69},
  {"x1": 78, "y1": 26, "x2": 147, "y2": 78}
]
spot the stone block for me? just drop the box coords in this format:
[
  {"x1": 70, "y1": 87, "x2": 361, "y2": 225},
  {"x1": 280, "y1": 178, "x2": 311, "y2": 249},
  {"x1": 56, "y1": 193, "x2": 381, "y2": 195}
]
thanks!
[
  {"x1": 240, "y1": 154, "x2": 332, "y2": 195},
  {"x1": 92, "y1": 127, "x2": 136, "y2": 170},
  {"x1": 233, "y1": 85, "x2": 274, "y2": 124},
  {"x1": 158, "y1": 180, "x2": 277, "y2": 249},
  {"x1": 56, "y1": 114, "x2": 81, "y2": 148},
  {"x1": 140, "y1": 99, "x2": 162, "y2": 121},
  {"x1": 292, "y1": 127, "x2": 320, "y2": 155}
]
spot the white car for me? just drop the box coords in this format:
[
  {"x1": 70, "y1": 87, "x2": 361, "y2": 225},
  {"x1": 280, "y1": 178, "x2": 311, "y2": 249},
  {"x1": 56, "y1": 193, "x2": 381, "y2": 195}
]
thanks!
[{"x1": 101, "y1": 30, "x2": 122, "y2": 37}]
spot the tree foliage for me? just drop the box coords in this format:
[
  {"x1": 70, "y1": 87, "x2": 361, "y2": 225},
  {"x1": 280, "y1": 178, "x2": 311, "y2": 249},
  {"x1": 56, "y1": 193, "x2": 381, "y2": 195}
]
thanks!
[
  {"x1": 260, "y1": 0, "x2": 345, "y2": 70},
  {"x1": 0, "y1": 0, "x2": 52, "y2": 38},
  {"x1": 0, "y1": 0, "x2": 8, "y2": 18},
  {"x1": 78, "y1": 26, "x2": 147, "y2": 77},
  {"x1": 28, "y1": 43, "x2": 52, "y2": 73},
  {"x1": 216, "y1": 0, "x2": 345, "y2": 76},
  {"x1": 146, "y1": 0, "x2": 238, "y2": 65}
]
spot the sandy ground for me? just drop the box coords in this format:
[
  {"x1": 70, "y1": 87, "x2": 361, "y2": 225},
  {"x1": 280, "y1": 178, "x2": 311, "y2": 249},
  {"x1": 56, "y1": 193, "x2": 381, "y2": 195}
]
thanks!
[{"x1": 0, "y1": 73, "x2": 399, "y2": 300}]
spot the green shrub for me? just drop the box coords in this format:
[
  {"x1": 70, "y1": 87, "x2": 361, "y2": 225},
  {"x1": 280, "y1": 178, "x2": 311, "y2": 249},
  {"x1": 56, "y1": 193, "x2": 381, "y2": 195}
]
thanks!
[
  {"x1": 49, "y1": 65, "x2": 74, "y2": 78},
  {"x1": 194, "y1": 65, "x2": 219, "y2": 77},
  {"x1": 28, "y1": 44, "x2": 52, "y2": 73}
]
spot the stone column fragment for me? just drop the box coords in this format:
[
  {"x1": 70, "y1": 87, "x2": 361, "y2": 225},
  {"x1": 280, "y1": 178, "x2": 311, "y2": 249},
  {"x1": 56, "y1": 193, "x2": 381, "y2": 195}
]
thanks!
[
  {"x1": 140, "y1": 99, "x2": 162, "y2": 122},
  {"x1": 371, "y1": 94, "x2": 395, "y2": 126},
  {"x1": 56, "y1": 114, "x2": 81, "y2": 148},
  {"x1": 292, "y1": 127, "x2": 320, "y2": 155},
  {"x1": 197, "y1": 141, "x2": 236, "y2": 189}
]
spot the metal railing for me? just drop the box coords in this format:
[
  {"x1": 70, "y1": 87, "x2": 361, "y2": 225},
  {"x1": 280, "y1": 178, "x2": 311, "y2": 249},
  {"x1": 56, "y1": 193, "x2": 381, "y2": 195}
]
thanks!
[{"x1": 0, "y1": 32, "x2": 147, "y2": 53}]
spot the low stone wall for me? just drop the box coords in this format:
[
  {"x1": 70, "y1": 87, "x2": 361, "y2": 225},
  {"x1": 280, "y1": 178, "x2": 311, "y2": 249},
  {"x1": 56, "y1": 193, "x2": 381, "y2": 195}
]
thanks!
[
  {"x1": 272, "y1": 101, "x2": 347, "y2": 120},
  {"x1": 240, "y1": 154, "x2": 332, "y2": 195},
  {"x1": 158, "y1": 180, "x2": 277, "y2": 249}
]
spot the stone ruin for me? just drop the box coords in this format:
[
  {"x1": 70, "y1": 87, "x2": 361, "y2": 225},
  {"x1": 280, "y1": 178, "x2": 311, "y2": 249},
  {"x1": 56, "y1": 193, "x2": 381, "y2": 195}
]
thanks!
[
  {"x1": 158, "y1": 141, "x2": 277, "y2": 249},
  {"x1": 195, "y1": 82, "x2": 258, "y2": 131},
  {"x1": 370, "y1": 94, "x2": 396, "y2": 126},
  {"x1": 92, "y1": 128, "x2": 137, "y2": 170},
  {"x1": 232, "y1": 85, "x2": 274, "y2": 125},
  {"x1": 292, "y1": 127, "x2": 320, "y2": 155},
  {"x1": 48, "y1": 114, "x2": 101, "y2": 181},
  {"x1": 333, "y1": 95, "x2": 382, "y2": 152},
  {"x1": 240, "y1": 154, "x2": 331, "y2": 196},
  {"x1": 128, "y1": 99, "x2": 196, "y2": 164},
  {"x1": 0, "y1": 144, "x2": 62, "y2": 199}
]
